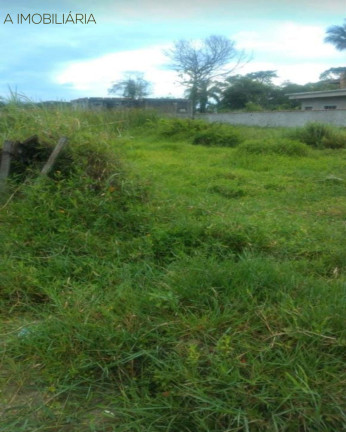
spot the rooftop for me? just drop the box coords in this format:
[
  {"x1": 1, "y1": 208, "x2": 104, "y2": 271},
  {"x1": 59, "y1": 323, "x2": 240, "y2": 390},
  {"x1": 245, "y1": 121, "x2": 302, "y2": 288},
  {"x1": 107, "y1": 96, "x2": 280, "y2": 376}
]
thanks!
[{"x1": 287, "y1": 89, "x2": 346, "y2": 100}]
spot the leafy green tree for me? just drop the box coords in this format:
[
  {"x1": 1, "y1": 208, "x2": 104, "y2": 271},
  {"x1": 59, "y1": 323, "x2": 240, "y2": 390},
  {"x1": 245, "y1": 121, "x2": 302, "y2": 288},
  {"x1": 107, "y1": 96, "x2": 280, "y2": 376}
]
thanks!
[
  {"x1": 219, "y1": 71, "x2": 280, "y2": 111},
  {"x1": 218, "y1": 68, "x2": 345, "y2": 112},
  {"x1": 319, "y1": 67, "x2": 346, "y2": 88},
  {"x1": 244, "y1": 70, "x2": 278, "y2": 84},
  {"x1": 282, "y1": 78, "x2": 339, "y2": 93},
  {"x1": 165, "y1": 35, "x2": 246, "y2": 115},
  {"x1": 325, "y1": 20, "x2": 346, "y2": 51},
  {"x1": 108, "y1": 72, "x2": 151, "y2": 100}
]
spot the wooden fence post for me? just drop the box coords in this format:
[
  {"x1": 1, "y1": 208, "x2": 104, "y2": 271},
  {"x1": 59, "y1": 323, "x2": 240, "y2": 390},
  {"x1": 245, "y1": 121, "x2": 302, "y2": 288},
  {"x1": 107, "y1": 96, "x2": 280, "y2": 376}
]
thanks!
[{"x1": 40, "y1": 137, "x2": 68, "y2": 176}]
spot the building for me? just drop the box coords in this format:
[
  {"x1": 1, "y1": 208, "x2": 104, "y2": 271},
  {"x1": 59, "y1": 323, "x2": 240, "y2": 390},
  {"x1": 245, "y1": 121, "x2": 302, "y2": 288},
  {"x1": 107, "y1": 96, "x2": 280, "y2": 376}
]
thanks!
[
  {"x1": 71, "y1": 97, "x2": 192, "y2": 115},
  {"x1": 71, "y1": 97, "x2": 132, "y2": 110},
  {"x1": 142, "y1": 98, "x2": 191, "y2": 115},
  {"x1": 287, "y1": 89, "x2": 346, "y2": 111}
]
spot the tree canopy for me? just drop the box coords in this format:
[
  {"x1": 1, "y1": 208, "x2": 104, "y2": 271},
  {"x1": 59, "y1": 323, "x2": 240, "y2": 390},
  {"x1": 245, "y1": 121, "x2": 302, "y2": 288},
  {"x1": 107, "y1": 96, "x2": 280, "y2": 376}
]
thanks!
[
  {"x1": 219, "y1": 71, "x2": 282, "y2": 111},
  {"x1": 108, "y1": 72, "x2": 151, "y2": 100},
  {"x1": 320, "y1": 67, "x2": 346, "y2": 80},
  {"x1": 217, "y1": 70, "x2": 342, "y2": 112},
  {"x1": 244, "y1": 70, "x2": 278, "y2": 84},
  {"x1": 325, "y1": 20, "x2": 346, "y2": 51}
]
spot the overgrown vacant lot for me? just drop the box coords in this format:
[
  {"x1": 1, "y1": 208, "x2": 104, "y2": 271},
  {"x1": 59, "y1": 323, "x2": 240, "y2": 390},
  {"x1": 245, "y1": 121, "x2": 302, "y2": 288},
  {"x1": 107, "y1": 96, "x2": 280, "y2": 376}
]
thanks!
[{"x1": 0, "y1": 105, "x2": 345, "y2": 431}]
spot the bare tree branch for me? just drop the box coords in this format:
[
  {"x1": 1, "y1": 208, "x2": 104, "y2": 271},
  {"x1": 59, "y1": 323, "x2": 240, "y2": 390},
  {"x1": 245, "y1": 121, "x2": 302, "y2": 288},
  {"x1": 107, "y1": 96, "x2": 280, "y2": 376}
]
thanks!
[{"x1": 164, "y1": 35, "x2": 249, "y2": 115}]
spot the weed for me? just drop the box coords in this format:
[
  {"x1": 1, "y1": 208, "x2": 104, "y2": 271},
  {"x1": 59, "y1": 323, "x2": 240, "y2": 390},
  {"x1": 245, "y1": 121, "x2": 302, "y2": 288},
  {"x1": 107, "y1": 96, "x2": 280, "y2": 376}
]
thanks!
[
  {"x1": 289, "y1": 122, "x2": 346, "y2": 149},
  {"x1": 192, "y1": 124, "x2": 241, "y2": 147},
  {"x1": 155, "y1": 117, "x2": 242, "y2": 147}
]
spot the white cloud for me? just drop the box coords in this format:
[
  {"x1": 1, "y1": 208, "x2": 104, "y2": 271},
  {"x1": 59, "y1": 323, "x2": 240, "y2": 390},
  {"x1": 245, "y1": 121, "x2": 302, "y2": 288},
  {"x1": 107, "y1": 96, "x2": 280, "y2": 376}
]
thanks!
[
  {"x1": 230, "y1": 22, "x2": 345, "y2": 84},
  {"x1": 234, "y1": 22, "x2": 343, "y2": 60},
  {"x1": 55, "y1": 45, "x2": 185, "y2": 97},
  {"x1": 275, "y1": 63, "x2": 337, "y2": 84}
]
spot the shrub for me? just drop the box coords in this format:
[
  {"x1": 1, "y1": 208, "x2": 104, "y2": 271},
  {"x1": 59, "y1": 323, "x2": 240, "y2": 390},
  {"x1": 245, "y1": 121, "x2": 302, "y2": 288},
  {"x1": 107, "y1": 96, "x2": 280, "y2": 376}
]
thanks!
[
  {"x1": 321, "y1": 132, "x2": 346, "y2": 149},
  {"x1": 290, "y1": 122, "x2": 346, "y2": 149},
  {"x1": 155, "y1": 118, "x2": 242, "y2": 147},
  {"x1": 237, "y1": 138, "x2": 309, "y2": 156},
  {"x1": 192, "y1": 124, "x2": 241, "y2": 147}
]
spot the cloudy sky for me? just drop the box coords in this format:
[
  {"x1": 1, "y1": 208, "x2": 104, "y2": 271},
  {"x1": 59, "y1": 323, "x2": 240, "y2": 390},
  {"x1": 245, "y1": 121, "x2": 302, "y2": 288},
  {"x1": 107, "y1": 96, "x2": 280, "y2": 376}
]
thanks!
[{"x1": 0, "y1": 0, "x2": 344, "y2": 101}]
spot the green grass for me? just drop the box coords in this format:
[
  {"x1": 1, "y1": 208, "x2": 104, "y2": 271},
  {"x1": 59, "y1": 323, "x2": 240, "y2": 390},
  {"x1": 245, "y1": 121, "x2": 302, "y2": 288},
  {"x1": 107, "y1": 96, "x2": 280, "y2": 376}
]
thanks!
[{"x1": 0, "y1": 108, "x2": 345, "y2": 431}]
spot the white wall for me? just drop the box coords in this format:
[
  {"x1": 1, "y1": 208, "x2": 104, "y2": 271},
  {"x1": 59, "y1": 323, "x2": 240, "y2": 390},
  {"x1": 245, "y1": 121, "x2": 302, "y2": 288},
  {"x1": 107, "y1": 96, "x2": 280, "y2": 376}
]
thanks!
[
  {"x1": 300, "y1": 97, "x2": 346, "y2": 111},
  {"x1": 200, "y1": 110, "x2": 346, "y2": 128}
]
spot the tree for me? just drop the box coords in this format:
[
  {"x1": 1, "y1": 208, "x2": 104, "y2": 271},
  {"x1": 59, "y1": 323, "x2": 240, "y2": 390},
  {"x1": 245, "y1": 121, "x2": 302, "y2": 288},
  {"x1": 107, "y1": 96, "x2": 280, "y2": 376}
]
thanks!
[
  {"x1": 324, "y1": 20, "x2": 346, "y2": 51},
  {"x1": 320, "y1": 67, "x2": 346, "y2": 88},
  {"x1": 245, "y1": 70, "x2": 278, "y2": 85},
  {"x1": 218, "y1": 68, "x2": 345, "y2": 112},
  {"x1": 320, "y1": 67, "x2": 346, "y2": 80},
  {"x1": 219, "y1": 71, "x2": 280, "y2": 111},
  {"x1": 165, "y1": 35, "x2": 246, "y2": 115},
  {"x1": 108, "y1": 72, "x2": 151, "y2": 100}
]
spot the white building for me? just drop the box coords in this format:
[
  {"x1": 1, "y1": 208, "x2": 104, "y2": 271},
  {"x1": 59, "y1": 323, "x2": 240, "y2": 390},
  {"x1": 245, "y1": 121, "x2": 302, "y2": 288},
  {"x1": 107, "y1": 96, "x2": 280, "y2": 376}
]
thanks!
[{"x1": 288, "y1": 89, "x2": 346, "y2": 111}]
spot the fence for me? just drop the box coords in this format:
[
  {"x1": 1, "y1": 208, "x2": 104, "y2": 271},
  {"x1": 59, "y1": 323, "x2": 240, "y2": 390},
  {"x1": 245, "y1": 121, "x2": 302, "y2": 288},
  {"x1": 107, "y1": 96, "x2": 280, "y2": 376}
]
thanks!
[{"x1": 199, "y1": 109, "x2": 346, "y2": 128}]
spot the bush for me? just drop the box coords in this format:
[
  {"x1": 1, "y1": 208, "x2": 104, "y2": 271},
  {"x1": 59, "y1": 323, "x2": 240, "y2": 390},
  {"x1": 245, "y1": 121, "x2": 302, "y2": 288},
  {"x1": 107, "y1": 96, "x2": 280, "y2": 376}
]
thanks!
[
  {"x1": 155, "y1": 118, "x2": 242, "y2": 147},
  {"x1": 192, "y1": 124, "x2": 241, "y2": 147},
  {"x1": 237, "y1": 138, "x2": 309, "y2": 156},
  {"x1": 290, "y1": 122, "x2": 346, "y2": 149},
  {"x1": 321, "y1": 132, "x2": 346, "y2": 149}
]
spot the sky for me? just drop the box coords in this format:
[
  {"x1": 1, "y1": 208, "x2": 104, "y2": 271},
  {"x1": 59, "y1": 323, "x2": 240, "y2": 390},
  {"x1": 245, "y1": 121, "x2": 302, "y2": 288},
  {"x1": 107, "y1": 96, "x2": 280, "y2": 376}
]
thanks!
[{"x1": 0, "y1": 0, "x2": 344, "y2": 101}]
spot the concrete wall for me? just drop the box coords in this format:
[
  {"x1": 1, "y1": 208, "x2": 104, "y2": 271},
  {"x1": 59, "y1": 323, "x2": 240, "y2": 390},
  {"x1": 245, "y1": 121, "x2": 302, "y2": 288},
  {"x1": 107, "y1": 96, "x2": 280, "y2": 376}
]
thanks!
[{"x1": 200, "y1": 110, "x2": 346, "y2": 128}]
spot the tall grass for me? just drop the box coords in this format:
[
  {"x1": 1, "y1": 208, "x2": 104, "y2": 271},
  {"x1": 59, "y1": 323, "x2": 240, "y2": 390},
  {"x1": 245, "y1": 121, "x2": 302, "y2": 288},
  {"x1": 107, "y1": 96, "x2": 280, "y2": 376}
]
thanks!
[
  {"x1": 0, "y1": 107, "x2": 345, "y2": 431},
  {"x1": 289, "y1": 122, "x2": 346, "y2": 149}
]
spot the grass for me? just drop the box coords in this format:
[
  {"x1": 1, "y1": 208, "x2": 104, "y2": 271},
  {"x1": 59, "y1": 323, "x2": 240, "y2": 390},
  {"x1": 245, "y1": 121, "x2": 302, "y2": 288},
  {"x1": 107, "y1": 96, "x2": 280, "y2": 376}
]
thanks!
[{"x1": 0, "y1": 108, "x2": 345, "y2": 431}]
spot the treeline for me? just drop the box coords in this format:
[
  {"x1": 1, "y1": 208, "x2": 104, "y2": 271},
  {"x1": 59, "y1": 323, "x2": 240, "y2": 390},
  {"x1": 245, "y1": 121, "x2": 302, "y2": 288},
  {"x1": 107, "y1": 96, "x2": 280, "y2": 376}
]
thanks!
[{"x1": 209, "y1": 68, "x2": 345, "y2": 112}]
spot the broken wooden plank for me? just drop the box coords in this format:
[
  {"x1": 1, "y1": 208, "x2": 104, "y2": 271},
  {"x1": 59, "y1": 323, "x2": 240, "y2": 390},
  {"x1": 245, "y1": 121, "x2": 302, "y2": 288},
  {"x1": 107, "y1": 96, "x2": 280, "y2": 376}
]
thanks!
[
  {"x1": 0, "y1": 140, "x2": 15, "y2": 193},
  {"x1": 40, "y1": 137, "x2": 68, "y2": 176}
]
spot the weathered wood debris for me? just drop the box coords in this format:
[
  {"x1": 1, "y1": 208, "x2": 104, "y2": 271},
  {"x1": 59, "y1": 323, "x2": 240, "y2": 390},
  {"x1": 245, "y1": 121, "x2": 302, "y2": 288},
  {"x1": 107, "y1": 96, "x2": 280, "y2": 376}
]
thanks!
[{"x1": 0, "y1": 135, "x2": 68, "y2": 194}]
